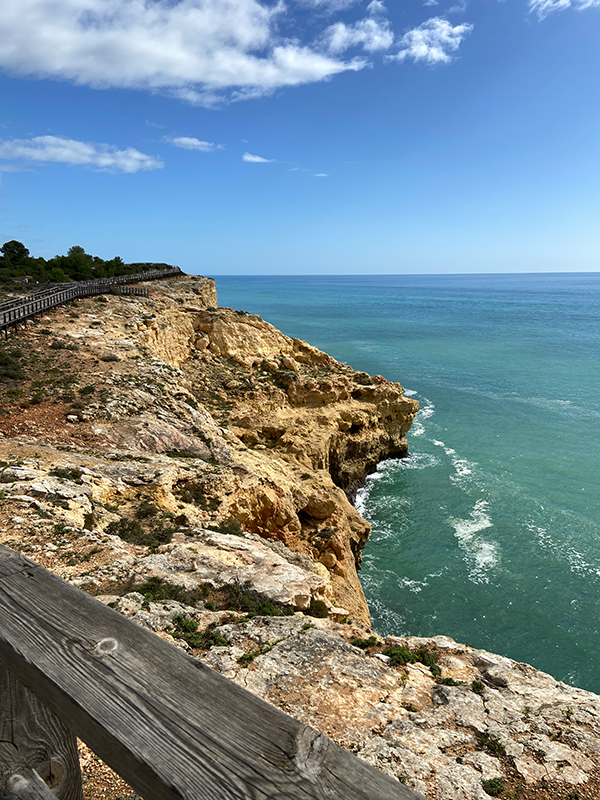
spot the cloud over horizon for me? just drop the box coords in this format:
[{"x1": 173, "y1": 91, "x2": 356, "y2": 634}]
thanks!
[{"x1": 0, "y1": 136, "x2": 163, "y2": 173}]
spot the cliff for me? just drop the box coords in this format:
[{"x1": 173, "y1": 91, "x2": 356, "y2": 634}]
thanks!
[{"x1": 1, "y1": 276, "x2": 599, "y2": 800}]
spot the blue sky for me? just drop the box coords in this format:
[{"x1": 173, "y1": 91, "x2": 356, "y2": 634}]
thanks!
[{"x1": 0, "y1": 0, "x2": 599, "y2": 274}]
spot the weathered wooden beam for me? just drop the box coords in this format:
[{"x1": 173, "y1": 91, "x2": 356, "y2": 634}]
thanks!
[
  {"x1": 0, "y1": 740, "x2": 59, "y2": 800},
  {"x1": 0, "y1": 545, "x2": 424, "y2": 800},
  {"x1": 0, "y1": 668, "x2": 82, "y2": 800}
]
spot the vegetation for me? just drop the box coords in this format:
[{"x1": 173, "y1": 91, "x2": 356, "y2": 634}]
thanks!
[
  {"x1": 105, "y1": 515, "x2": 175, "y2": 549},
  {"x1": 219, "y1": 580, "x2": 293, "y2": 617},
  {"x1": 381, "y1": 644, "x2": 439, "y2": 668},
  {"x1": 482, "y1": 778, "x2": 505, "y2": 796},
  {"x1": 0, "y1": 240, "x2": 173, "y2": 286},
  {"x1": 477, "y1": 731, "x2": 506, "y2": 756},
  {"x1": 208, "y1": 518, "x2": 244, "y2": 536},
  {"x1": 131, "y1": 576, "x2": 210, "y2": 607},
  {"x1": 0, "y1": 349, "x2": 25, "y2": 380},
  {"x1": 351, "y1": 636, "x2": 380, "y2": 649},
  {"x1": 172, "y1": 615, "x2": 230, "y2": 650}
]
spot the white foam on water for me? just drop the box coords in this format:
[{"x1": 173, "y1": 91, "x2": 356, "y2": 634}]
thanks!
[
  {"x1": 403, "y1": 388, "x2": 417, "y2": 396},
  {"x1": 418, "y1": 398, "x2": 436, "y2": 419},
  {"x1": 449, "y1": 499, "x2": 499, "y2": 583},
  {"x1": 398, "y1": 453, "x2": 440, "y2": 470},
  {"x1": 431, "y1": 439, "x2": 475, "y2": 483},
  {"x1": 356, "y1": 454, "x2": 441, "y2": 515},
  {"x1": 527, "y1": 520, "x2": 600, "y2": 580}
]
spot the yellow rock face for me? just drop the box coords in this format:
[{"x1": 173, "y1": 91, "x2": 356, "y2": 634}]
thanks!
[{"x1": 0, "y1": 274, "x2": 418, "y2": 624}]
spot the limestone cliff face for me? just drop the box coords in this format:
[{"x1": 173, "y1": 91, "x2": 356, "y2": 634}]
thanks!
[
  {"x1": 140, "y1": 300, "x2": 417, "y2": 621},
  {"x1": 0, "y1": 275, "x2": 418, "y2": 623}
]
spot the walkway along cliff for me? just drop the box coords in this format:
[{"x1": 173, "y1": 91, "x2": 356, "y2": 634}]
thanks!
[{"x1": 1, "y1": 274, "x2": 600, "y2": 800}]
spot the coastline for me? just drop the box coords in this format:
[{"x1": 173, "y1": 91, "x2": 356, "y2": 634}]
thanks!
[{"x1": 1, "y1": 274, "x2": 600, "y2": 800}]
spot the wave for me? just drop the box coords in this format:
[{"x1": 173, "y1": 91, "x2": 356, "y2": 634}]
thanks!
[
  {"x1": 448, "y1": 499, "x2": 499, "y2": 583},
  {"x1": 431, "y1": 439, "x2": 476, "y2": 483}
]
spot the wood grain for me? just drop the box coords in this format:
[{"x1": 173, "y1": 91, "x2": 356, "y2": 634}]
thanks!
[
  {"x1": 0, "y1": 544, "x2": 426, "y2": 800},
  {"x1": 0, "y1": 667, "x2": 82, "y2": 800}
]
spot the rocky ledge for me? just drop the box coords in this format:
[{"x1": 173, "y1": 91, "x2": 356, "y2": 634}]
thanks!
[{"x1": 0, "y1": 275, "x2": 599, "y2": 800}]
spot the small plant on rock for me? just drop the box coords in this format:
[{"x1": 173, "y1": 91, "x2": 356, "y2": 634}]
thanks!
[
  {"x1": 482, "y1": 778, "x2": 505, "y2": 796},
  {"x1": 351, "y1": 636, "x2": 380, "y2": 649}
]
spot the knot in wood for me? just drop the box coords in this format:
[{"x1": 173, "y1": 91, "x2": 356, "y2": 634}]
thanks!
[
  {"x1": 292, "y1": 728, "x2": 328, "y2": 783},
  {"x1": 94, "y1": 638, "x2": 118, "y2": 657}
]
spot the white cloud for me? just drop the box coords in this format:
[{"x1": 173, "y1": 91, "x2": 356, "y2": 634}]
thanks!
[
  {"x1": 529, "y1": 0, "x2": 600, "y2": 17},
  {"x1": 299, "y1": 0, "x2": 361, "y2": 11},
  {"x1": 314, "y1": 173, "x2": 329, "y2": 176},
  {"x1": 0, "y1": 0, "x2": 370, "y2": 105},
  {"x1": 322, "y1": 16, "x2": 394, "y2": 54},
  {"x1": 367, "y1": 0, "x2": 387, "y2": 13},
  {"x1": 0, "y1": 136, "x2": 163, "y2": 173},
  {"x1": 243, "y1": 152, "x2": 274, "y2": 162},
  {"x1": 447, "y1": 1, "x2": 467, "y2": 12},
  {"x1": 423, "y1": 0, "x2": 439, "y2": 6},
  {"x1": 389, "y1": 17, "x2": 473, "y2": 64},
  {"x1": 169, "y1": 136, "x2": 223, "y2": 152}
]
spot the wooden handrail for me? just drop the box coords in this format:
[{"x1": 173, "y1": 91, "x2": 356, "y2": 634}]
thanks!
[
  {"x1": 0, "y1": 545, "x2": 425, "y2": 800},
  {"x1": 0, "y1": 267, "x2": 181, "y2": 332}
]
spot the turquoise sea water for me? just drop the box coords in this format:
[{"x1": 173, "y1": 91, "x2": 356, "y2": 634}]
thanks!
[{"x1": 215, "y1": 274, "x2": 600, "y2": 693}]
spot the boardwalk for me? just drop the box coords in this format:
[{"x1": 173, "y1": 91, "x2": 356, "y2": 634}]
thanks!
[{"x1": 0, "y1": 266, "x2": 182, "y2": 335}]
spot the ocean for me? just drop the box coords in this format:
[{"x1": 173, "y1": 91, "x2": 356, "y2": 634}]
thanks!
[{"x1": 215, "y1": 274, "x2": 600, "y2": 694}]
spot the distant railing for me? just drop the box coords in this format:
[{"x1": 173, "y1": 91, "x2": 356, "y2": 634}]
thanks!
[
  {"x1": 0, "y1": 267, "x2": 181, "y2": 334},
  {"x1": 0, "y1": 545, "x2": 424, "y2": 800}
]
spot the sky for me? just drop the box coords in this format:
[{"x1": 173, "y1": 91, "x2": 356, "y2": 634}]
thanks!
[{"x1": 0, "y1": 0, "x2": 599, "y2": 274}]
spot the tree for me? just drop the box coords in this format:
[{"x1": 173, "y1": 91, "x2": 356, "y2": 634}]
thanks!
[{"x1": 1, "y1": 240, "x2": 30, "y2": 265}]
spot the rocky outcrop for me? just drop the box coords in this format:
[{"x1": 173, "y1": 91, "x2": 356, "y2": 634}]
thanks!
[
  {"x1": 2, "y1": 274, "x2": 599, "y2": 800},
  {"x1": 0, "y1": 275, "x2": 418, "y2": 623}
]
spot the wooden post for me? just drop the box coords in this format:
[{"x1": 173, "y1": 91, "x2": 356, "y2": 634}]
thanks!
[{"x1": 0, "y1": 666, "x2": 82, "y2": 800}]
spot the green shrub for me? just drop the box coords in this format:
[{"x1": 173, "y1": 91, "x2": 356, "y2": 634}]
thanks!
[
  {"x1": 351, "y1": 636, "x2": 380, "y2": 649},
  {"x1": 135, "y1": 501, "x2": 160, "y2": 519},
  {"x1": 477, "y1": 732, "x2": 506, "y2": 756},
  {"x1": 221, "y1": 580, "x2": 293, "y2": 617},
  {"x1": 381, "y1": 644, "x2": 439, "y2": 668},
  {"x1": 49, "y1": 467, "x2": 84, "y2": 483},
  {"x1": 134, "y1": 576, "x2": 210, "y2": 607},
  {"x1": 166, "y1": 449, "x2": 198, "y2": 459},
  {"x1": 0, "y1": 351, "x2": 25, "y2": 380},
  {"x1": 472, "y1": 680, "x2": 485, "y2": 695},
  {"x1": 482, "y1": 778, "x2": 504, "y2": 796},
  {"x1": 208, "y1": 518, "x2": 244, "y2": 536},
  {"x1": 308, "y1": 597, "x2": 329, "y2": 618},
  {"x1": 101, "y1": 353, "x2": 120, "y2": 362},
  {"x1": 172, "y1": 616, "x2": 230, "y2": 649},
  {"x1": 105, "y1": 517, "x2": 174, "y2": 548}
]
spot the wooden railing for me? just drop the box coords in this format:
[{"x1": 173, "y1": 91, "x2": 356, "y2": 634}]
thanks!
[
  {"x1": 0, "y1": 545, "x2": 425, "y2": 800},
  {"x1": 0, "y1": 267, "x2": 181, "y2": 334}
]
